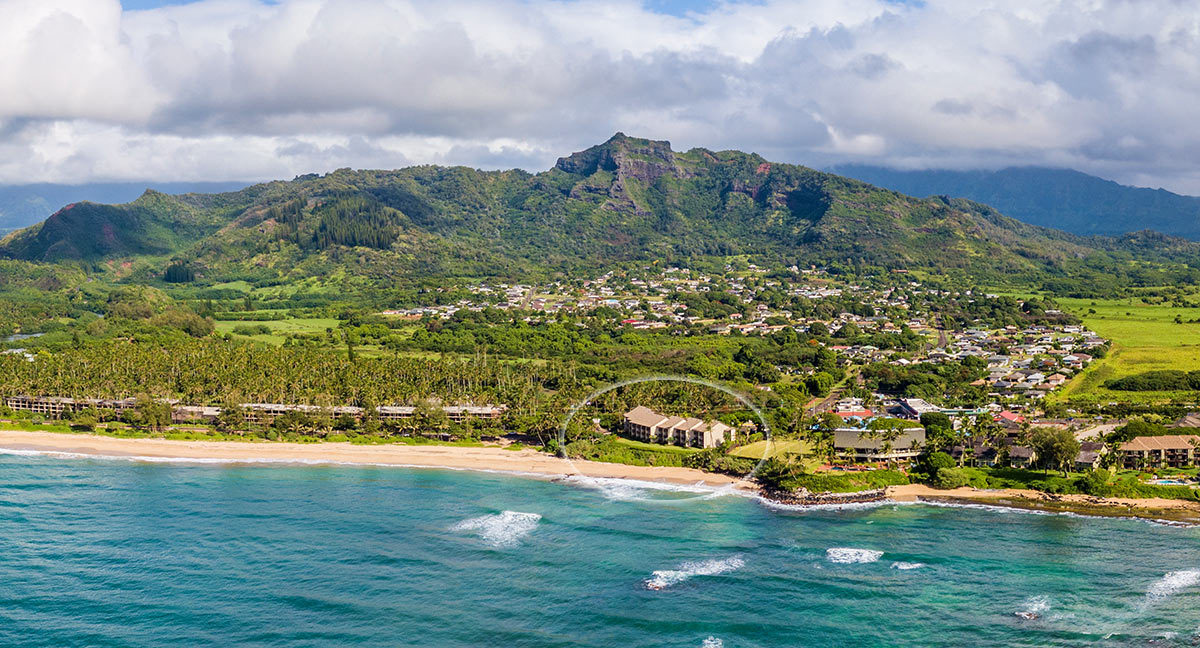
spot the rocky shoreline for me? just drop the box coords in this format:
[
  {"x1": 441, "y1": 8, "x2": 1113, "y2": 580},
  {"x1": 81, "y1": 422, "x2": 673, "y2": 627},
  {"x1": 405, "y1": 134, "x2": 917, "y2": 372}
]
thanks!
[
  {"x1": 759, "y1": 483, "x2": 1200, "y2": 525},
  {"x1": 760, "y1": 487, "x2": 890, "y2": 506}
]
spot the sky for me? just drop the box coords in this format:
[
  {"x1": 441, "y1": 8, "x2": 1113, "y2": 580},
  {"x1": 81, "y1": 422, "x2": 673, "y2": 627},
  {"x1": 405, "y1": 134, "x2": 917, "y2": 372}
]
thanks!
[{"x1": 2, "y1": 0, "x2": 1199, "y2": 193}]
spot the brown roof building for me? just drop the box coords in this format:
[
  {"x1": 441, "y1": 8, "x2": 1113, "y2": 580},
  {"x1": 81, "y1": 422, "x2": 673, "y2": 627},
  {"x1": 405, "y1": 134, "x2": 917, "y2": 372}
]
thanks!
[
  {"x1": 1118, "y1": 435, "x2": 1200, "y2": 469},
  {"x1": 623, "y1": 407, "x2": 735, "y2": 449}
]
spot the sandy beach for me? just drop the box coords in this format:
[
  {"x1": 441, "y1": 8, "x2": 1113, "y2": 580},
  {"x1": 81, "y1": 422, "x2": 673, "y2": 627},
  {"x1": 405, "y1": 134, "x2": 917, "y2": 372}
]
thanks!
[
  {"x1": 0, "y1": 429, "x2": 751, "y2": 490},
  {"x1": 4, "y1": 429, "x2": 1199, "y2": 522}
]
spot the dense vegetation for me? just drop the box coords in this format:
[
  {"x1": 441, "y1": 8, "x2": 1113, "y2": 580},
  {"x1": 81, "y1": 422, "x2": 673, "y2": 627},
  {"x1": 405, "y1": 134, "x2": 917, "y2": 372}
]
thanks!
[
  {"x1": 5, "y1": 134, "x2": 1200, "y2": 294},
  {"x1": 1105, "y1": 370, "x2": 1200, "y2": 392}
]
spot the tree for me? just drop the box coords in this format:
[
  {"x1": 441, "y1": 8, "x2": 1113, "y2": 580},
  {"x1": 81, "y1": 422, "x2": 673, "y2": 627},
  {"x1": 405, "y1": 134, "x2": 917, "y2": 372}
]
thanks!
[
  {"x1": 163, "y1": 262, "x2": 195, "y2": 283},
  {"x1": 133, "y1": 397, "x2": 172, "y2": 432},
  {"x1": 804, "y1": 371, "x2": 835, "y2": 397},
  {"x1": 918, "y1": 451, "x2": 955, "y2": 477},
  {"x1": 1031, "y1": 427, "x2": 1080, "y2": 476},
  {"x1": 72, "y1": 412, "x2": 98, "y2": 432},
  {"x1": 217, "y1": 402, "x2": 246, "y2": 434},
  {"x1": 414, "y1": 400, "x2": 450, "y2": 437},
  {"x1": 919, "y1": 411, "x2": 952, "y2": 431},
  {"x1": 754, "y1": 456, "x2": 804, "y2": 492}
]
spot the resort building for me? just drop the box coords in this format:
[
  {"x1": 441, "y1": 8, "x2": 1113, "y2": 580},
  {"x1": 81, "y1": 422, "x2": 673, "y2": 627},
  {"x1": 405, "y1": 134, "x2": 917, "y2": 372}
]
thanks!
[
  {"x1": 622, "y1": 406, "x2": 735, "y2": 449},
  {"x1": 3, "y1": 395, "x2": 506, "y2": 426},
  {"x1": 3, "y1": 395, "x2": 141, "y2": 418},
  {"x1": 833, "y1": 427, "x2": 925, "y2": 463},
  {"x1": 1118, "y1": 435, "x2": 1200, "y2": 469}
]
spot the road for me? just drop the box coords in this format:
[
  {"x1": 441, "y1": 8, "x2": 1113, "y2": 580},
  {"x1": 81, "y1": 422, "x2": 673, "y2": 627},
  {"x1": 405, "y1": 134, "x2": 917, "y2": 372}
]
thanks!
[{"x1": 806, "y1": 370, "x2": 862, "y2": 415}]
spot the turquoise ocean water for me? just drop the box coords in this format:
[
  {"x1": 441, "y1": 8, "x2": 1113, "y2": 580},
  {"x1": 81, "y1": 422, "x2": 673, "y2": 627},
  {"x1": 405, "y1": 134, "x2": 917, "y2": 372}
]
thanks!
[{"x1": 1, "y1": 451, "x2": 1199, "y2": 647}]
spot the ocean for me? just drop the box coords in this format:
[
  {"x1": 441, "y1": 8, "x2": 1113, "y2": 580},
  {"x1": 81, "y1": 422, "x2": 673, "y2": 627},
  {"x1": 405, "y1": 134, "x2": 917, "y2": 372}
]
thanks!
[{"x1": 1, "y1": 452, "x2": 1198, "y2": 647}]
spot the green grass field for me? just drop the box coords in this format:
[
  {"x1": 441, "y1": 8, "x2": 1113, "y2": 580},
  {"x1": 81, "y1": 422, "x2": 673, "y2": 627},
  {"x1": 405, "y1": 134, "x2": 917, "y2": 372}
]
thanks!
[
  {"x1": 729, "y1": 439, "x2": 813, "y2": 460},
  {"x1": 1057, "y1": 297, "x2": 1200, "y2": 404},
  {"x1": 215, "y1": 317, "x2": 342, "y2": 345},
  {"x1": 613, "y1": 437, "x2": 701, "y2": 454}
]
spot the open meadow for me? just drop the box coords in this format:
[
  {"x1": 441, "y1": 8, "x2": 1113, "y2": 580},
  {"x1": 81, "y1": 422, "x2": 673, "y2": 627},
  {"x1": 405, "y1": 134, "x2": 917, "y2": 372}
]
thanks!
[
  {"x1": 1057, "y1": 296, "x2": 1200, "y2": 404},
  {"x1": 214, "y1": 316, "x2": 341, "y2": 345}
]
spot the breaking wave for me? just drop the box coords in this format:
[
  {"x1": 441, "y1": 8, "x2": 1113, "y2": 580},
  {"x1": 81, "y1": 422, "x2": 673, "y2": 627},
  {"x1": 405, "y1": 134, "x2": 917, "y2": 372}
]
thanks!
[
  {"x1": 645, "y1": 555, "x2": 745, "y2": 590},
  {"x1": 560, "y1": 475, "x2": 722, "y2": 502},
  {"x1": 1146, "y1": 570, "x2": 1200, "y2": 604},
  {"x1": 451, "y1": 511, "x2": 542, "y2": 548},
  {"x1": 891, "y1": 561, "x2": 925, "y2": 570},
  {"x1": 701, "y1": 637, "x2": 723, "y2": 648},
  {"x1": 825, "y1": 548, "x2": 883, "y2": 564}
]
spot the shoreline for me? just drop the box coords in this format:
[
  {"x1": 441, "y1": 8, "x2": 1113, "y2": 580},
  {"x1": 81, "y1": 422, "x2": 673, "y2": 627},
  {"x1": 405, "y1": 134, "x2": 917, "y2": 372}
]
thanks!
[
  {"x1": 3, "y1": 429, "x2": 1199, "y2": 524},
  {"x1": 0, "y1": 429, "x2": 752, "y2": 490},
  {"x1": 886, "y1": 484, "x2": 1200, "y2": 524}
]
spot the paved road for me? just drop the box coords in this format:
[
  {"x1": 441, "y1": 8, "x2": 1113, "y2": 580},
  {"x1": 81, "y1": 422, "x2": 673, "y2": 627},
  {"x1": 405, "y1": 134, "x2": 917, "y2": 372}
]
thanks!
[{"x1": 1074, "y1": 422, "x2": 1122, "y2": 441}]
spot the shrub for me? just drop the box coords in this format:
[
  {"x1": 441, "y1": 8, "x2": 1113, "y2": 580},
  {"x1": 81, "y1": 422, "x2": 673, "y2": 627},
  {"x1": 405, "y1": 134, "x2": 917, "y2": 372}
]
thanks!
[
  {"x1": 232, "y1": 324, "x2": 272, "y2": 336},
  {"x1": 1075, "y1": 470, "x2": 1112, "y2": 496},
  {"x1": 918, "y1": 451, "x2": 955, "y2": 475},
  {"x1": 935, "y1": 467, "x2": 970, "y2": 489}
]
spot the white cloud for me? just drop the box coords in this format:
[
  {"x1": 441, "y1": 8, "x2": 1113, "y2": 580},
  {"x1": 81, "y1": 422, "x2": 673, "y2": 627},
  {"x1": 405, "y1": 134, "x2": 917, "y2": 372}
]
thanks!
[{"x1": 0, "y1": 0, "x2": 1198, "y2": 193}]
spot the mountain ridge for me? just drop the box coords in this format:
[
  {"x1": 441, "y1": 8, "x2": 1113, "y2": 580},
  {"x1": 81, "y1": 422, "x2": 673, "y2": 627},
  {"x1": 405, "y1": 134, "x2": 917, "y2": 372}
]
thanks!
[
  {"x1": 830, "y1": 164, "x2": 1200, "y2": 240},
  {"x1": 3, "y1": 135, "x2": 1198, "y2": 292},
  {"x1": 0, "y1": 181, "x2": 250, "y2": 234}
]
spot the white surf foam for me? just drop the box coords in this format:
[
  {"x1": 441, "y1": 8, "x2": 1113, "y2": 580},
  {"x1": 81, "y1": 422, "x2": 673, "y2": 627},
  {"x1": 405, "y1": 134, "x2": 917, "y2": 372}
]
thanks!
[
  {"x1": 451, "y1": 511, "x2": 542, "y2": 548},
  {"x1": 826, "y1": 547, "x2": 883, "y2": 564},
  {"x1": 1019, "y1": 595, "x2": 1052, "y2": 617},
  {"x1": 0, "y1": 446, "x2": 558, "y2": 480},
  {"x1": 891, "y1": 561, "x2": 925, "y2": 570},
  {"x1": 910, "y1": 499, "x2": 1199, "y2": 528},
  {"x1": 645, "y1": 555, "x2": 745, "y2": 590},
  {"x1": 757, "y1": 497, "x2": 916, "y2": 513},
  {"x1": 1145, "y1": 570, "x2": 1200, "y2": 604},
  {"x1": 701, "y1": 637, "x2": 723, "y2": 648},
  {"x1": 560, "y1": 475, "x2": 723, "y2": 502}
]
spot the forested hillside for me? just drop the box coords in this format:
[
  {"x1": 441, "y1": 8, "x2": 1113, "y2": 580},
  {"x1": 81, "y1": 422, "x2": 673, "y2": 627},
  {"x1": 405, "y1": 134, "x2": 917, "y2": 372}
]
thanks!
[
  {"x1": 4, "y1": 134, "x2": 1200, "y2": 291},
  {"x1": 0, "y1": 181, "x2": 249, "y2": 234}
]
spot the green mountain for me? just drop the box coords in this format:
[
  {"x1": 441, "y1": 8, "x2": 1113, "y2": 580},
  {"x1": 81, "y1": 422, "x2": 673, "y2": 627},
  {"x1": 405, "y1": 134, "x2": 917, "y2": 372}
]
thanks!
[
  {"x1": 0, "y1": 182, "x2": 249, "y2": 234},
  {"x1": 0, "y1": 189, "x2": 252, "y2": 262},
  {"x1": 3, "y1": 134, "x2": 1198, "y2": 289},
  {"x1": 830, "y1": 165, "x2": 1200, "y2": 240}
]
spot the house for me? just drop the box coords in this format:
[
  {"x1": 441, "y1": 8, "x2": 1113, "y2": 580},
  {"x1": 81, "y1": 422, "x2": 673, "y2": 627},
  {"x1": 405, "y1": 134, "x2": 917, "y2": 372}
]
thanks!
[
  {"x1": 1171, "y1": 412, "x2": 1200, "y2": 428},
  {"x1": 1118, "y1": 435, "x2": 1200, "y2": 469},
  {"x1": 951, "y1": 436, "x2": 1036, "y2": 468},
  {"x1": 833, "y1": 427, "x2": 925, "y2": 462},
  {"x1": 1075, "y1": 441, "x2": 1106, "y2": 471},
  {"x1": 995, "y1": 411, "x2": 1025, "y2": 429},
  {"x1": 622, "y1": 406, "x2": 735, "y2": 449},
  {"x1": 899, "y1": 398, "x2": 941, "y2": 419}
]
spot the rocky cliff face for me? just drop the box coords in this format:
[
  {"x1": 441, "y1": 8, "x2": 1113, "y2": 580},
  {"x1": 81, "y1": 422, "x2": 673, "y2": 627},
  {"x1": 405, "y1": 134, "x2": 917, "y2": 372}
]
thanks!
[{"x1": 556, "y1": 133, "x2": 693, "y2": 214}]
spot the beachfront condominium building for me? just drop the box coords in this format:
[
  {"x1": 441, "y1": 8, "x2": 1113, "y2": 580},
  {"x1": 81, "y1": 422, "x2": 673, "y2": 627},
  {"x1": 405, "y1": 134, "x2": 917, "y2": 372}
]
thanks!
[
  {"x1": 623, "y1": 406, "x2": 735, "y2": 449},
  {"x1": 833, "y1": 427, "x2": 926, "y2": 463},
  {"x1": 1118, "y1": 435, "x2": 1200, "y2": 469}
]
